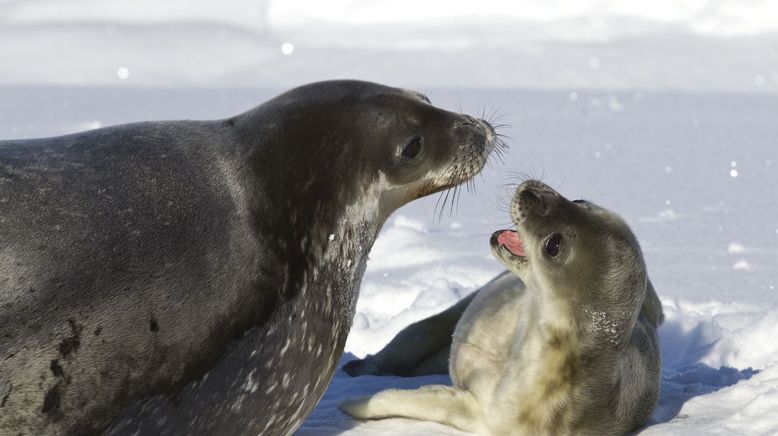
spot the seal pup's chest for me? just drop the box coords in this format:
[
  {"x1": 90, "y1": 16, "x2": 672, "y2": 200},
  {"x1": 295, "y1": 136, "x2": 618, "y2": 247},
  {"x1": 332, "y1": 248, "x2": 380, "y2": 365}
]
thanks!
[
  {"x1": 449, "y1": 285, "x2": 526, "y2": 396},
  {"x1": 452, "y1": 285, "x2": 586, "y2": 434}
]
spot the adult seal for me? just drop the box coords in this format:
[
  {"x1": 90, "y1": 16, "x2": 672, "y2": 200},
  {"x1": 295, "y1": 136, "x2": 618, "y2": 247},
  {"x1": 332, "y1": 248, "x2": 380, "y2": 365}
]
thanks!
[
  {"x1": 0, "y1": 80, "x2": 498, "y2": 435},
  {"x1": 340, "y1": 180, "x2": 663, "y2": 435}
]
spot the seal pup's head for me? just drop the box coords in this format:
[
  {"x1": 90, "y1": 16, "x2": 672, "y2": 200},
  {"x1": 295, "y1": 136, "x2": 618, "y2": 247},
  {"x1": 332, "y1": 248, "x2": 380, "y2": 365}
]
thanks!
[{"x1": 490, "y1": 180, "x2": 648, "y2": 346}]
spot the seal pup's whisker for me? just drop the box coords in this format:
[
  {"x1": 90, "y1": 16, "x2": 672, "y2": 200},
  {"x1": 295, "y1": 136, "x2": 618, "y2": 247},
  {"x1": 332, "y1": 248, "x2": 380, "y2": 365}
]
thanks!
[
  {"x1": 495, "y1": 187, "x2": 516, "y2": 214},
  {"x1": 505, "y1": 168, "x2": 545, "y2": 187}
]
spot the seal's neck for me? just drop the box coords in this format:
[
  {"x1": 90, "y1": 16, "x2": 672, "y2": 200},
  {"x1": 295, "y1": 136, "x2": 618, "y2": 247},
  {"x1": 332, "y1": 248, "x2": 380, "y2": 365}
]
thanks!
[
  {"x1": 244, "y1": 196, "x2": 384, "y2": 435},
  {"x1": 304, "y1": 198, "x2": 383, "y2": 330}
]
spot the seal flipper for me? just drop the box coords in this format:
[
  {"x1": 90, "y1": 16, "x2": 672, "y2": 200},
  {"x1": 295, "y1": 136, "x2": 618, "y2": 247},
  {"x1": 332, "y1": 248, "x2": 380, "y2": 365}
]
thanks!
[{"x1": 339, "y1": 385, "x2": 482, "y2": 433}]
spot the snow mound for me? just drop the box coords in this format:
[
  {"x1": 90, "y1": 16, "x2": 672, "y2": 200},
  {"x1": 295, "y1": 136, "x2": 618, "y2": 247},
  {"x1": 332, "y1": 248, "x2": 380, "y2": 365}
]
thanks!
[{"x1": 645, "y1": 364, "x2": 778, "y2": 435}]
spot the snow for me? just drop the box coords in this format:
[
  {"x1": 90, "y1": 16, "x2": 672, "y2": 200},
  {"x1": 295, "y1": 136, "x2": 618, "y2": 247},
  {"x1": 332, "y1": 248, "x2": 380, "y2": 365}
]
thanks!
[
  {"x1": 1, "y1": 1, "x2": 777, "y2": 434},
  {"x1": 3, "y1": 0, "x2": 778, "y2": 92}
]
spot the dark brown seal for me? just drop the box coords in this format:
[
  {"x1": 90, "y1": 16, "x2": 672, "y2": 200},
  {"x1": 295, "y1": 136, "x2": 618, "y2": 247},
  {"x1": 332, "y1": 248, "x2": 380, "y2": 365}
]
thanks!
[{"x1": 0, "y1": 80, "x2": 498, "y2": 435}]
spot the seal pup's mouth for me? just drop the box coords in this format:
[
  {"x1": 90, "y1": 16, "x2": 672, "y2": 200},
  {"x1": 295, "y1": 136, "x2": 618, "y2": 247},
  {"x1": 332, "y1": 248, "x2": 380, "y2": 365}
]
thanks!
[{"x1": 490, "y1": 229, "x2": 528, "y2": 265}]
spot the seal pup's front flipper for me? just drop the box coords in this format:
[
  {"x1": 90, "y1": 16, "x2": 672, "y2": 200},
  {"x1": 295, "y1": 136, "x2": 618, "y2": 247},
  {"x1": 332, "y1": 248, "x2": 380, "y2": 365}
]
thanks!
[{"x1": 338, "y1": 385, "x2": 482, "y2": 433}]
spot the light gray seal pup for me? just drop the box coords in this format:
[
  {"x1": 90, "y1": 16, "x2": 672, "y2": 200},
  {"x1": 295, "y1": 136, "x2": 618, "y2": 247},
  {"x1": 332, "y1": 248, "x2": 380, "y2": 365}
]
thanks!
[
  {"x1": 0, "y1": 80, "x2": 498, "y2": 435},
  {"x1": 340, "y1": 180, "x2": 663, "y2": 435}
]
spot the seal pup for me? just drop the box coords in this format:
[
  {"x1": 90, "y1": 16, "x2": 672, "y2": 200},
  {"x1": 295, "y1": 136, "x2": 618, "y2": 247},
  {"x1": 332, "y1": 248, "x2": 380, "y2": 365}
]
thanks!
[
  {"x1": 0, "y1": 80, "x2": 498, "y2": 435},
  {"x1": 340, "y1": 180, "x2": 663, "y2": 435}
]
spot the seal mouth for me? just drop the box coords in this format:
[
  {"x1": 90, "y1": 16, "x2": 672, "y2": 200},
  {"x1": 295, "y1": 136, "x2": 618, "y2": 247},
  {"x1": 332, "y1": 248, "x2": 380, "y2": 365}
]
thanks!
[{"x1": 490, "y1": 229, "x2": 528, "y2": 265}]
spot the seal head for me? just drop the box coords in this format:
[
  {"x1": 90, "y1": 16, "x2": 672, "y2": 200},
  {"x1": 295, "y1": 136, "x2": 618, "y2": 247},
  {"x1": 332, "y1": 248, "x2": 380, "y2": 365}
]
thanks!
[{"x1": 491, "y1": 180, "x2": 647, "y2": 325}]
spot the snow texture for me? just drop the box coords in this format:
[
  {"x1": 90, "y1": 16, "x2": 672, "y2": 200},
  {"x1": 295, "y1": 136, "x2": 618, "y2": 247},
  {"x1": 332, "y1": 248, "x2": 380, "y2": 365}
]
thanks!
[{"x1": 1, "y1": 1, "x2": 777, "y2": 435}]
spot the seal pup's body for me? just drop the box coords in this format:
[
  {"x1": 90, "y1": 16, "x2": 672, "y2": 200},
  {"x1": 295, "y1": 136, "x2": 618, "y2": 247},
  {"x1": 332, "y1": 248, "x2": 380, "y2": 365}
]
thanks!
[
  {"x1": 0, "y1": 80, "x2": 497, "y2": 435},
  {"x1": 340, "y1": 181, "x2": 663, "y2": 435}
]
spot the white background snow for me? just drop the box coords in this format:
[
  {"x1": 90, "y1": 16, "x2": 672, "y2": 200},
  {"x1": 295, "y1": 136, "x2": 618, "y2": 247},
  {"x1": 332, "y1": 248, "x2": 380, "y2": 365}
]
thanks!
[{"x1": 1, "y1": 1, "x2": 777, "y2": 434}]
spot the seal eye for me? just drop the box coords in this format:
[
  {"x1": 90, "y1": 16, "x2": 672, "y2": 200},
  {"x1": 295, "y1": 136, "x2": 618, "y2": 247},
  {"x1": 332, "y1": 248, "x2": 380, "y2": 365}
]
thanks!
[
  {"x1": 402, "y1": 136, "x2": 423, "y2": 159},
  {"x1": 544, "y1": 233, "x2": 562, "y2": 257}
]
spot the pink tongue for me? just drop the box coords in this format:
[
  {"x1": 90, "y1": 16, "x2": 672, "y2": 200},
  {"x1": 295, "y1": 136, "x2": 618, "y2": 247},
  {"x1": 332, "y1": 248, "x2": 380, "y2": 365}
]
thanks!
[{"x1": 498, "y1": 230, "x2": 525, "y2": 257}]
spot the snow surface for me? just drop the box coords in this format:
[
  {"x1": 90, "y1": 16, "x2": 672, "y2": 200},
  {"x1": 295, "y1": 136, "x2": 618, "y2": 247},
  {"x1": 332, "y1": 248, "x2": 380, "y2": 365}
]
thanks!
[
  {"x1": 3, "y1": 0, "x2": 778, "y2": 93},
  {"x1": 1, "y1": 1, "x2": 777, "y2": 435}
]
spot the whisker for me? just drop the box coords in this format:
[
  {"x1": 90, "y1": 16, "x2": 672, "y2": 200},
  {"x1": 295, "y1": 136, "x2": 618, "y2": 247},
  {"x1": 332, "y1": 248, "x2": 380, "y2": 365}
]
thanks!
[
  {"x1": 489, "y1": 112, "x2": 509, "y2": 124},
  {"x1": 487, "y1": 107, "x2": 500, "y2": 124},
  {"x1": 435, "y1": 187, "x2": 452, "y2": 222},
  {"x1": 490, "y1": 150, "x2": 506, "y2": 166},
  {"x1": 452, "y1": 185, "x2": 460, "y2": 216}
]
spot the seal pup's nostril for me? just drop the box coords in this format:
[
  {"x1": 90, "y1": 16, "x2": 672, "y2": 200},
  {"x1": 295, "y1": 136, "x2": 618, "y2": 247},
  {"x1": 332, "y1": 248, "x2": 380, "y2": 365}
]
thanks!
[
  {"x1": 518, "y1": 188, "x2": 546, "y2": 216},
  {"x1": 514, "y1": 180, "x2": 563, "y2": 218}
]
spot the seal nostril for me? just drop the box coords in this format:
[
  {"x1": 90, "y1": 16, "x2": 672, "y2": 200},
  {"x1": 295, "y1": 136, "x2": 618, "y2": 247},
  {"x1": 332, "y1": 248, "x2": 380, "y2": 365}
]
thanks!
[
  {"x1": 458, "y1": 115, "x2": 481, "y2": 130},
  {"x1": 518, "y1": 189, "x2": 545, "y2": 215}
]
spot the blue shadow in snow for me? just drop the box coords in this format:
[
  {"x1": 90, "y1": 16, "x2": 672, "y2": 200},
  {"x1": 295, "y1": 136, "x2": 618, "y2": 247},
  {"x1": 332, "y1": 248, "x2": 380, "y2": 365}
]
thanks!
[{"x1": 643, "y1": 316, "x2": 759, "y2": 428}]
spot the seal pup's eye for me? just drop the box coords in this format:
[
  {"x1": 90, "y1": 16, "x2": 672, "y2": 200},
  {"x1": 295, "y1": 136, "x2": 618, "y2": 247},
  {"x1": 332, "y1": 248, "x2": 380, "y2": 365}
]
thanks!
[
  {"x1": 402, "y1": 136, "x2": 423, "y2": 159},
  {"x1": 544, "y1": 233, "x2": 562, "y2": 257}
]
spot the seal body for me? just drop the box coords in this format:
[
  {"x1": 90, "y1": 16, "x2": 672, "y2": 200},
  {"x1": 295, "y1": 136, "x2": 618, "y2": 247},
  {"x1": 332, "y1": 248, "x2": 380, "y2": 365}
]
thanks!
[
  {"x1": 0, "y1": 80, "x2": 496, "y2": 435},
  {"x1": 340, "y1": 180, "x2": 663, "y2": 435}
]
